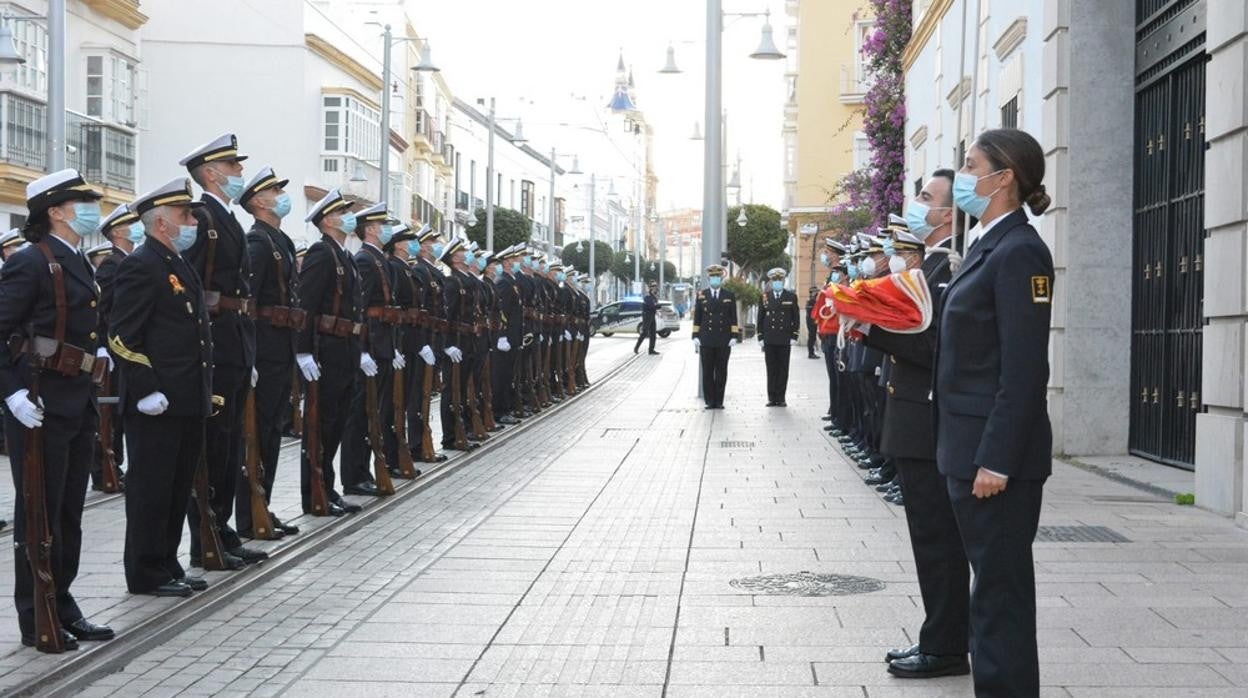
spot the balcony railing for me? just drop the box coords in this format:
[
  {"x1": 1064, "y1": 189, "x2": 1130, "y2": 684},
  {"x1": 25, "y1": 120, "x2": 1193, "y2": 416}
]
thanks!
[
  {"x1": 0, "y1": 92, "x2": 136, "y2": 191},
  {"x1": 455, "y1": 190, "x2": 469, "y2": 210}
]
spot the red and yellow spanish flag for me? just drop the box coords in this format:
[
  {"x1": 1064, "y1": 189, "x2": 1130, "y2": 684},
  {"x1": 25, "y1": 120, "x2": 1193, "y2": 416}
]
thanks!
[{"x1": 814, "y1": 269, "x2": 933, "y2": 345}]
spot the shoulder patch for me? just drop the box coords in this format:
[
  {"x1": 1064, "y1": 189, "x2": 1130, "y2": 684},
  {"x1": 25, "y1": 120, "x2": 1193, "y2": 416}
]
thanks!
[{"x1": 1031, "y1": 276, "x2": 1051, "y2": 304}]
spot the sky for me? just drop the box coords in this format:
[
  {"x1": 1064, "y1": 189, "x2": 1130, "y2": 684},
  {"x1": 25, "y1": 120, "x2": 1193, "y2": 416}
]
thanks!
[{"x1": 412, "y1": 0, "x2": 789, "y2": 213}]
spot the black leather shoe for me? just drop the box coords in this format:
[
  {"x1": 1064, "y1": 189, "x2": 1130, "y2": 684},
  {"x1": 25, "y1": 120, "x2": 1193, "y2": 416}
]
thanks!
[
  {"x1": 325, "y1": 503, "x2": 347, "y2": 517},
  {"x1": 422, "y1": 453, "x2": 449, "y2": 463},
  {"x1": 887, "y1": 653, "x2": 970, "y2": 678},
  {"x1": 145, "y1": 581, "x2": 193, "y2": 598},
  {"x1": 63, "y1": 618, "x2": 114, "y2": 641},
  {"x1": 498, "y1": 415, "x2": 520, "y2": 425},
  {"x1": 336, "y1": 500, "x2": 363, "y2": 514},
  {"x1": 823, "y1": 424, "x2": 839, "y2": 432},
  {"x1": 228, "y1": 546, "x2": 269, "y2": 564},
  {"x1": 345, "y1": 482, "x2": 384, "y2": 497},
  {"x1": 648, "y1": 351, "x2": 660, "y2": 355},
  {"x1": 766, "y1": 402, "x2": 777, "y2": 407},
  {"x1": 22, "y1": 628, "x2": 79, "y2": 651},
  {"x1": 272, "y1": 514, "x2": 299, "y2": 536},
  {"x1": 876, "y1": 481, "x2": 897, "y2": 492},
  {"x1": 178, "y1": 576, "x2": 208, "y2": 591},
  {"x1": 885, "y1": 644, "x2": 920, "y2": 662},
  {"x1": 777, "y1": 402, "x2": 787, "y2": 407},
  {"x1": 864, "y1": 473, "x2": 891, "y2": 486},
  {"x1": 821, "y1": 414, "x2": 834, "y2": 421},
  {"x1": 885, "y1": 492, "x2": 905, "y2": 506}
]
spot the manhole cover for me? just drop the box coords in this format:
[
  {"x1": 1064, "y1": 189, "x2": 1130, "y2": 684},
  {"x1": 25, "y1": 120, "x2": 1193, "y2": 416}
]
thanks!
[
  {"x1": 1036, "y1": 525, "x2": 1129, "y2": 543},
  {"x1": 729, "y1": 571, "x2": 885, "y2": 596},
  {"x1": 720, "y1": 440, "x2": 755, "y2": 448}
]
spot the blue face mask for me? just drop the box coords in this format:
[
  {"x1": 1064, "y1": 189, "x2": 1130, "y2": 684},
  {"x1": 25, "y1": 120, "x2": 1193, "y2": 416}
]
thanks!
[
  {"x1": 432, "y1": 242, "x2": 445, "y2": 259},
  {"x1": 407, "y1": 241, "x2": 421, "y2": 257},
  {"x1": 708, "y1": 276, "x2": 722, "y2": 289},
  {"x1": 465, "y1": 250, "x2": 477, "y2": 267},
  {"x1": 881, "y1": 239, "x2": 896, "y2": 257},
  {"x1": 847, "y1": 263, "x2": 859, "y2": 280},
  {"x1": 522, "y1": 255, "x2": 532, "y2": 269},
  {"x1": 339, "y1": 213, "x2": 357, "y2": 235},
  {"x1": 953, "y1": 170, "x2": 1003, "y2": 219},
  {"x1": 69, "y1": 202, "x2": 101, "y2": 237},
  {"x1": 173, "y1": 224, "x2": 198, "y2": 252},
  {"x1": 770, "y1": 280, "x2": 783, "y2": 292},
  {"x1": 380, "y1": 225, "x2": 395, "y2": 245},
  {"x1": 830, "y1": 271, "x2": 844, "y2": 284},
  {"x1": 475, "y1": 255, "x2": 488, "y2": 272},
  {"x1": 905, "y1": 200, "x2": 936, "y2": 239},
  {"x1": 556, "y1": 271, "x2": 566, "y2": 283},
  {"x1": 272, "y1": 193, "x2": 292, "y2": 219},
  {"x1": 127, "y1": 221, "x2": 145, "y2": 244},
  {"x1": 493, "y1": 266, "x2": 504, "y2": 280},
  {"x1": 221, "y1": 174, "x2": 246, "y2": 202},
  {"x1": 820, "y1": 252, "x2": 830, "y2": 266},
  {"x1": 540, "y1": 262, "x2": 549, "y2": 273}
]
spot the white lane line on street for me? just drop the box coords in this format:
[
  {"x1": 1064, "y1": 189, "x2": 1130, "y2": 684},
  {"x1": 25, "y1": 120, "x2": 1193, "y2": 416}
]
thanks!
[
  {"x1": 661, "y1": 405, "x2": 715, "y2": 697},
  {"x1": 450, "y1": 436, "x2": 643, "y2": 697}
]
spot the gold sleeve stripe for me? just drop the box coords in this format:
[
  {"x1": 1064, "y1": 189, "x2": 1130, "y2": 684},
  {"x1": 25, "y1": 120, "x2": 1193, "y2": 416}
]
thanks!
[
  {"x1": 109, "y1": 336, "x2": 151, "y2": 368},
  {"x1": 731, "y1": 326, "x2": 740, "y2": 332},
  {"x1": 692, "y1": 325, "x2": 701, "y2": 332}
]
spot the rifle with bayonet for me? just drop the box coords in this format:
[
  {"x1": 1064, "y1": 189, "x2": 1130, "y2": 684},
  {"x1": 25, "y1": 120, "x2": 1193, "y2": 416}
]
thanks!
[
  {"x1": 95, "y1": 370, "x2": 122, "y2": 493},
  {"x1": 290, "y1": 366, "x2": 303, "y2": 438},
  {"x1": 392, "y1": 364, "x2": 419, "y2": 478},
  {"x1": 365, "y1": 375, "x2": 395, "y2": 494},
  {"x1": 22, "y1": 369, "x2": 63, "y2": 653},
  {"x1": 466, "y1": 372, "x2": 487, "y2": 440},
  {"x1": 242, "y1": 389, "x2": 275, "y2": 539},
  {"x1": 481, "y1": 355, "x2": 497, "y2": 431},
  {"x1": 304, "y1": 378, "x2": 330, "y2": 515},
  {"x1": 194, "y1": 408, "x2": 228, "y2": 570},
  {"x1": 420, "y1": 361, "x2": 437, "y2": 461},
  {"x1": 449, "y1": 360, "x2": 469, "y2": 449}
]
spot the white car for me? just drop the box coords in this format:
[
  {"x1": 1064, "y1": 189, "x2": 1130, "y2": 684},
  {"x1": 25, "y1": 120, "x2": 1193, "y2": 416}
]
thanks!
[{"x1": 593, "y1": 299, "x2": 681, "y2": 338}]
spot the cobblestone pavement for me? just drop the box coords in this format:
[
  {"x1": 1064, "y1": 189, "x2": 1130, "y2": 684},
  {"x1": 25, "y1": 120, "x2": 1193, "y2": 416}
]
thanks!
[{"x1": 46, "y1": 336, "x2": 1248, "y2": 695}]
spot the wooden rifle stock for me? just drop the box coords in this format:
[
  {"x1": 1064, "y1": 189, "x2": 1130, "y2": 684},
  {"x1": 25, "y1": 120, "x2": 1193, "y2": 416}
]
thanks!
[
  {"x1": 420, "y1": 363, "x2": 437, "y2": 461},
  {"x1": 22, "y1": 372, "x2": 63, "y2": 653},
  {"x1": 481, "y1": 355, "x2": 497, "y2": 430},
  {"x1": 450, "y1": 361, "x2": 468, "y2": 449},
  {"x1": 392, "y1": 364, "x2": 419, "y2": 478},
  {"x1": 193, "y1": 430, "x2": 228, "y2": 570},
  {"x1": 242, "y1": 390, "x2": 275, "y2": 539},
  {"x1": 96, "y1": 370, "x2": 122, "y2": 493},
  {"x1": 466, "y1": 372, "x2": 487, "y2": 439},
  {"x1": 290, "y1": 366, "x2": 303, "y2": 437},
  {"x1": 305, "y1": 380, "x2": 330, "y2": 515},
  {"x1": 364, "y1": 375, "x2": 395, "y2": 495},
  {"x1": 566, "y1": 338, "x2": 579, "y2": 395}
]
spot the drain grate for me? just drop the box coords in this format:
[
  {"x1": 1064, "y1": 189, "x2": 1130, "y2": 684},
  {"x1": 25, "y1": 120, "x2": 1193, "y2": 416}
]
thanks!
[
  {"x1": 1036, "y1": 525, "x2": 1130, "y2": 543},
  {"x1": 729, "y1": 571, "x2": 885, "y2": 596},
  {"x1": 720, "y1": 440, "x2": 755, "y2": 448}
]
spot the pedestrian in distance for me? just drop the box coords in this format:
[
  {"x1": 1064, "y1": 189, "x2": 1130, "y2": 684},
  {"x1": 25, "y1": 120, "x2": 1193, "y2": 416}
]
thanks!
[{"x1": 634, "y1": 281, "x2": 660, "y2": 355}]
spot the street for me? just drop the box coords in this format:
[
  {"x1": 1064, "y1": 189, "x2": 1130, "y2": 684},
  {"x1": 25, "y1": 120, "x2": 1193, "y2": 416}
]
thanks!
[{"x1": 5, "y1": 329, "x2": 1239, "y2": 696}]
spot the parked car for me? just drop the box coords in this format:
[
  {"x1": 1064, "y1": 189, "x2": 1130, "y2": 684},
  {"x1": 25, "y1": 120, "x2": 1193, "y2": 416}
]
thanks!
[{"x1": 592, "y1": 299, "x2": 681, "y2": 338}]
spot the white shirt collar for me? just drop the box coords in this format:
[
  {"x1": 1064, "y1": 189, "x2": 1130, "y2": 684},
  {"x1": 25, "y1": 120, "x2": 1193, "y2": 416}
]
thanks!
[
  {"x1": 324, "y1": 233, "x2": 344, "y2": 252},
  {"x1": 206, "y1": 191, "x2": 233, "y2": 213},
  {"x1": 966, "y1": 210, "x2": 1012, "y2": 249},
  {"x1": 48, "y1": 233, "x2": 79, "y2": 255},
  {"x1": 364, "y1": 242, "x2": 383, "y2": 254}
]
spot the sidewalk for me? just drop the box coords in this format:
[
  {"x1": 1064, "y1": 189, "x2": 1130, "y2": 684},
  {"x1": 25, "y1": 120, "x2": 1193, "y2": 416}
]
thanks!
[{"x1": 52, "y1": 338, "x2": 1248, "y2": 696}]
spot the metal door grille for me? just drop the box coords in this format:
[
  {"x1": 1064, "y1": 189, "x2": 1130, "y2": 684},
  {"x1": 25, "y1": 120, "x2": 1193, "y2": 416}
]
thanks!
[{"x1": 1130, "y1": 0, "x2": 1206, "y2": 469}]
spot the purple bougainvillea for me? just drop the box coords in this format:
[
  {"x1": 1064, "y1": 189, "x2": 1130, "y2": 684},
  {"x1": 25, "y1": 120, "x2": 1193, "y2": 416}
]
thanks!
[{"x1": 861, "y1": 0, "x2": 912, "y2": 228}]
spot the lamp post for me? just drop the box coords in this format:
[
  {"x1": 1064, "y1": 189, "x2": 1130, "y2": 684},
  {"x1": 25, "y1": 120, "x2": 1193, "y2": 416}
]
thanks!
[
  {"x1": 548, "y1": 149, "x2": 581, "y2": 250},
  {"x1": 0, "y1": 3, "x2": 66, "y2": 169},
  {"x1": 587, "y1": 174, "x2": 598, "y2": 311},
  {"x1": 372, "y1": 23, "x2": 438, "y2": 205},
  {"x1": 480, "y1": 98, "x2": 527, "y2": 251}
]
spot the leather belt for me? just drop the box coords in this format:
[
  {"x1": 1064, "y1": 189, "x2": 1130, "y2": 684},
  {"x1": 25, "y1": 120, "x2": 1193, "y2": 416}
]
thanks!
[
  {"x1": 315, "y1": 315, "x2": 364, "y2": 338},
  {"x1": 453, "y1": 321, "x2": 477, "y2": 335},
  {"x1": 19, "y1": 336, "x2": 99, "y2": 379},
  {"x1": 257, "y1": 305, "x2": 307, "y2": 331},
  {"x1": 403, "y1": 309, "x2": 427, "y2": 327},
  {"x1": 206, "y1": 292, "x2": 256, "y2": 318},
  {"x1": 365, "y1": 306, "x2": 404, "y2": 324}
]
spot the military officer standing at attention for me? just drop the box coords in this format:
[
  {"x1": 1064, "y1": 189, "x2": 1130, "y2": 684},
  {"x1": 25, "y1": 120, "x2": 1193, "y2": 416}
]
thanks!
[
  {"x1": 439, "y1": 238, "x2": 475, "y2": 450},
  {"x1": 692, "y1": 264, "x2": 740, "y2": 409},
  {"x1": 294, "y1": 190, "x2": 364, "y2": 516},
  {"x1": 91, "y1": 204, "x2": 143, "y2": 492},
  {"x1": 0, "y1": 169, "x2": 115, "y2": 650},
  {"x1": 337, "y1": 202, "x2": 398, "y2": 497},
  {"x1": 178, "y1": 133, "x2": 264, "y2": 570},
  {"x1": 408, "y1": 226, "x2": 448, "y2": 463},
  {"x1": 236, "y1": 167, "x2": 301, "y2": 539},
  {"x1": 383, "y1": 223, "x2": 426, "y2": 474},
  {"x1": 757, "y1": 268, "x2": 800, "y2": 407},
  {"x1": 111, "y1": 178, "x2": 214, "y2": 598},
  {"x1": 491, "y1": 245, "x2": 522, "y2": 425}
]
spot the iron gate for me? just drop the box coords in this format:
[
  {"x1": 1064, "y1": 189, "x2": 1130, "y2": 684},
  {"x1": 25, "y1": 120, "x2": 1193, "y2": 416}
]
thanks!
[{"x1": 1130, "y1": 0, "x2": 1206, "y2": 469}]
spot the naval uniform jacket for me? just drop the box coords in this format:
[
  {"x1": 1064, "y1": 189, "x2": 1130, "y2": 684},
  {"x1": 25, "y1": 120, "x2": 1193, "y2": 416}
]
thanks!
[
  {"x1": 757, "y1": 289, "x2": 800, "y2": 345},
  {"x1": 108, "y1": 239, "x2": 213, "y2": 417},
  {"x1": 412, "y1": 258, "x2": 445, "y2": 353},
  {"x1": 692, "y1": 288, "x2": 740, "y2": 348},
  {"x1": 354, "y1": 243, "x2": 397, "y2": 362},
  {"x1": 94, "y1": 246, "x2": 126, "y2": 353},
  {"x1": 933, "y1": 208, "x2": 1054, "y2": 481},
  {"x1": 443, "y1": 268, "x2": 478, "y2": 354},
  {"x1": 246, "y1": 220, "x2": 299, "y2": 362},
  {"x1": 495, "y1": 272, "x2": 524, "y2": 348},
  {"x1": 389, "y1": 255, "x2": 425, "y2": 357},
  {"x1": 185, "y1": 194, "x2": 255, "y2": 370},
  {"x1": 295, "y1": 235, "x2": 361, "y2": 372},
  {"x1": 864, "y1": 244, "x2": 954, "y2": 460},
  {"x1": 0, "y1": 237, "x2": 100, "y2": 417}
]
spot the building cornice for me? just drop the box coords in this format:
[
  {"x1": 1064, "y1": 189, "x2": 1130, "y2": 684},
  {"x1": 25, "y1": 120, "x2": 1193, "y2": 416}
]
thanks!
[
  {"x1": 902, "y1": 0, "x2": 953, "y2": 72},
  {"x1": 82, "y1": 0, "x2": 148, "y2": 30},
  {"x1": 322, "y1": 86, "x2": 380, "y2": 113},
  {"x1": 993, "y1": 17, "x2": 1027, "y2": 61},
  {"x1": 305, "y1": 33, "x2": 383, "y2": 92}
]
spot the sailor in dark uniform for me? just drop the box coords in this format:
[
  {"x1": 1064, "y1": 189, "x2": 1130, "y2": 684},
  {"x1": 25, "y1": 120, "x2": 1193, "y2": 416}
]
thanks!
[
  {"x1": 691, "y1": 264, "x2": 740, "y2": 408},
  {"x1": 438, "y1": 238, "x2": 475, "y2": 450},
  {"x1": 491, "y1": 244, "x2": 523, "y2": 425},
  {"x1": 0, "y1": 169, "x2": 115, "y2": 649},
  {"x1": 91, "y1": 203, "x2": 144, "y2": 491},
  {"x1": 756, "y1": 267, "x2": 800, "y2": 406},
  {"x1": 407, "y1": 226, "x2": 447, "y2": 463},
  {"x1": 574, "y1": 272, "x2": 592, "y2": 387},
  {"x1": 294, "y1": 190, "x2": 364, "y2": 516},
  {"x1": 178, "y1": 133, "x2": 264, "y2": 569},
  {"x1": 236, "y1": 167, "x2": 301, "y2": 538},
  {"x1": 515, "y1": 250, "x2": 542, "y2": 414},
  {"x1": 0, "y1": 229, "x2": 24, "y2": 264},
  {"x1": 382, "y1": 223, "x2": 425, "y2": 474},
  {"x1": 111, "y1": 178, "x2": 215, "y2": 598}
]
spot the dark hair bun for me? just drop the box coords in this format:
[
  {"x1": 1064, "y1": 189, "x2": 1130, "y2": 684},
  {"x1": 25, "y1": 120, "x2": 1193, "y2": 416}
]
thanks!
[{"x1": 1025, "y1": 185, "x2": 1051, "y2": 215}]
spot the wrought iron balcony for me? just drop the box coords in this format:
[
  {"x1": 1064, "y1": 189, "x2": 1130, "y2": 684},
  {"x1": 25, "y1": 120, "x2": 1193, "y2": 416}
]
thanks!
[{"x1": 0, "y1": 92, "x2": 136, "y2": 192}]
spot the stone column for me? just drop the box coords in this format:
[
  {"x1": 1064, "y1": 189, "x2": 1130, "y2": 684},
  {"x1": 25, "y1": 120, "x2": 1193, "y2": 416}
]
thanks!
[{"x1": 1197, "y1": 0, "x2": 1248, "y2": 522}]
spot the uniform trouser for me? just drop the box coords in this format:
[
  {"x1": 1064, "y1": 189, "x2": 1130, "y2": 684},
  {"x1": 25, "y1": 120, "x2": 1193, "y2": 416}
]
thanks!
[
  {"x1": 633, "y1": 317, "x2": 656, "y2": 353},
  {"x1": 763, "y1": 343, "x2": 792, "y2": 403},
  {"x1": 493, "y1": 342, "x2": 517, "y2": 415},
  {"x1": 699, "y1": 345, "x2": 731, "y2": 406},
  {"x1": 236, "y1": 357, "x2": 292, "y2": 535},
  {"x1": 947, "y1": 475, "x2": 1044, "y2": 698},
  {"x1": 406, "y1": 352, "x2": 429, "y2": 459},
  {"x1": 439, "y1": 352, "x2": 471, "y2": 446},
  {"x1": 7, "y1": 409, "x2": 93, "y2": 635},
  {"x1": 821, "y1": 336, "x2": 838, "y2": 416},
  {"x1": 189, "y1": 365, "x2": 247, "y2": 560},
  {"x1": 300, "y1": 359, "x2": 353, "y2": 510},
  {"x1": 125, "y1": 413, "x2": 202, "y2": 593},
  {"x1": 550, "y1": 335, "x2": 564, "y2": 395},
  {"x1": 578, "y1": 331, "x2": 590, "y2": 384},
  {"x1": 806, "y1": 326, "x2": 818, "y2": 356},
  {"x1": 340, "y1": 361, "x2": 394, "y2": 487},
  {"x1": 894, "y1": 457, "x2": 970, "y2": 656}
]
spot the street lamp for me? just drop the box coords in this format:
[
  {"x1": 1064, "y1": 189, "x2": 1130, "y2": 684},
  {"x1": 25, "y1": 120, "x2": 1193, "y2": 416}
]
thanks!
[
  {"x1": 547, "y1": 148, "x2": 580, "y2": 249},
  {"x1": 370, "y1": 23, "x2": 439, "y2": 205},
  {"x1": 479, "y1": 97, "x2": 527, "y2": 250},
  {"x1": 736, "y1": 207, "x2": 748, "y2": 227}
]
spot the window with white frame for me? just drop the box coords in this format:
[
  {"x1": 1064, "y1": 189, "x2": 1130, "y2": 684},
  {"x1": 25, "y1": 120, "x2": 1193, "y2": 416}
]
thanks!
[
  {"x1": 3, "y1": 14, "x2": 47, "y2": 95},
  {"x1": 853, "y1": 132, "x2": 871, "y2": 171},
  {"x1": 322, "y1": 94, "x2": 381, "y2": 162},
  {"x1": 853, "y1": 21, "x2": 875, "y2": 88},
  {"x1": 85, "y1": 54, "x2": 137, "y2": 125}
]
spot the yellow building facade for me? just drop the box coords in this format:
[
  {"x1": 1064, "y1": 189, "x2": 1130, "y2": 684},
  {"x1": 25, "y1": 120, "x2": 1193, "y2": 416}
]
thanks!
[{"x1": 783, "y1": 0, "x2": 874, "y2": 309}]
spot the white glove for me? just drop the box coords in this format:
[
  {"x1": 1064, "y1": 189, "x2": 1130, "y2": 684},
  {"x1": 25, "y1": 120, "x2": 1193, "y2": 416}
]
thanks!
[
  {"x1": 789, "y1": 339, "x2": 798, "y2": 346},
  {"x1": 251, "y1": 367, "x2": 259, "y2": 387},
  {"x1": 577, "y1": 333, "x2": 585, "y2": 341},
  {"x1": 563, "y1": 330, "x2": 572, "y2": 341},
  {"x1": 444, "y1": 346, "x2": 463, "y2": 363},
  {"x1": 393, "y1": 353, "x2": 406, "y2": 371},
  {"x1": 497, "y1": 337, "x2": 512, "y2": 353},
  {"x1": 537, "y1": 333, "x2": 543, "y2": 342},
  {"x1": 360, "y1": 352, "x2": 378, "y2": 377},
  {"x1": 419, "y1": 345, "x2": 436, "y2": 366},
  {"x1": 137, "y1": 391, "x2": 169, "y2": 416},
  {"x1": 692, "y1": 337, "x2": 700, "y2": 348},
  {"x1": 95, "y1": 347, "x2": 112, "y2": 372},
  {"x1": 5, "y1": 389, "x2": 43, "y2": 429},
  {"x1": 296, "y1": 353, "x2": 320, "y2": 382}
]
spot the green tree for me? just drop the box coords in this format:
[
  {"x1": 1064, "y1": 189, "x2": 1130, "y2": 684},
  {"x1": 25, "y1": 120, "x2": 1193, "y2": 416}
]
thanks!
[
  {"x1": 641, "y1": 260, "x2": 678, "y2": 283},
  {"x1": 754, "y1": 252, "x2": 792, "y2": 277},
  {"x1": 726, "y1": 204, "x2": 787, "y2": 278},
  {"x1": 465, "y1": 207, "x2": 531, "y2": 252},
  {"x1": 561, "y1": 240, "x2": 614, "y2": 278},
  {"x1": 610, "y1": 249, "x2": 638, "y2": 281},
  {"x1": 724, "y1": 277, "x2": 761, "y2": 309}
]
